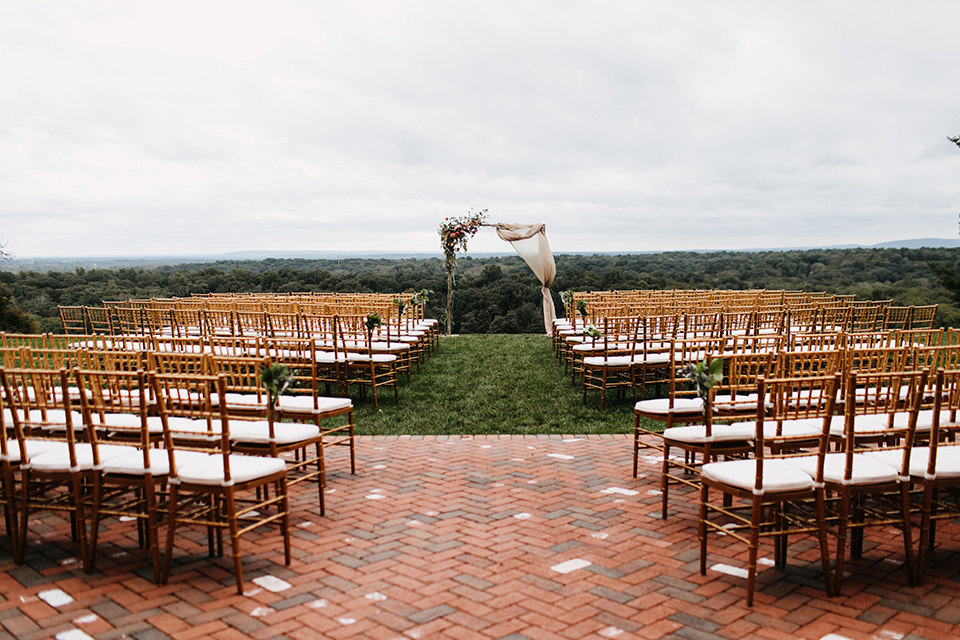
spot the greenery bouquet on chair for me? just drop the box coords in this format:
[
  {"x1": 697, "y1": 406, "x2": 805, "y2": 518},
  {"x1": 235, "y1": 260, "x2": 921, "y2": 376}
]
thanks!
[
  {"x1": 261, "y1": 363, "x2": 293, "y2": 423},
  {"x1": 682, "y1": 357, "x2": 723, "y2": 418}
]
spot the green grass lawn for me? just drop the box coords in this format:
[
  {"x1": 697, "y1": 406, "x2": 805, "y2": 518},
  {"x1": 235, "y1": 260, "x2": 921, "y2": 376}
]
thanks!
[{"x1": 352, "y1": 334, "x2": 642, "y2": 436}]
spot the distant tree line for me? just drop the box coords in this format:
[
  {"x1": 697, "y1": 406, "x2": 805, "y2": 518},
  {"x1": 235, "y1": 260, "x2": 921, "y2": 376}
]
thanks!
[{"x1": 2, "y1": 247, "x2": 959, "y2": 334}]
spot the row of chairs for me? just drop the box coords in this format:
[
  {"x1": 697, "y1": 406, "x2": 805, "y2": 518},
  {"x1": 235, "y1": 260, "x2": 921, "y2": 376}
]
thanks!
[
  {"x1": 0, "y1": 360, "x2": 354, "y2": 593},
  {"x1": 574, "y1": 325, "x2": 953, "y2": 409},
  {"x1": 637, "y1": 360, "x2": 960, "y2": 605},
  {"x1": 59, "y1": 303, "x2": 439, "y2": 345},
  {"x1": 15, "y1": 316, "x2": 419, "y2": 408},
  {"x1": 561, "y1": 289, "x2": 937, "y2": 333}
]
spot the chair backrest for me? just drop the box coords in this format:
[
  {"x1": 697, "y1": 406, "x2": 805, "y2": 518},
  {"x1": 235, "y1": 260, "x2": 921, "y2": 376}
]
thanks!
[
  {"x1": 840, "y1": 369, "x2": 929, "y2": 481},
  {"x1": 264, "y1": 337, "x2": 319, "y2": 406},
  {"x1": 151, "y1": 372, "x2": 230, "y2": 478},
  {"x1": 267, "y1": 312, "x2": 303, "y2": 339},
  {"x1": 727, "y1": 333, "x2": 784, "y2": 355},
  {"x1": 208, "y1": 355, "x2": 270, "y2": 405},
  {"x1": 84, "y1": 306, "x2": 114, "y2": 335},
  {"x1": 773, "y1": 349, "x2": 843, "y2": 378},
  {"x1": 74, "y1": 368, "x2": 154, "y2": 452},
  {"x1": 751, "y1": 374, "x2": 842, "y2": 486},
  {"x1": 59, "y1": 306, "x2": 88, "y2": 334},
  {"x1": 77, "y1": 349, "x2": 148, "y2": 373},
  {"x1": 892, "y1": 328, "x2": 944, "y2": 348},
  {"x1": 926, "y1": 368, "x2": 960, "y2": 477},
  {"x1": 148, "y1": 350, "x2": 210, "y2": 376},
  {"x1": 206, "y1": 335, "x2": 265, "y2": 358},
  {"x1": 911, "y1": 305, "x2": 938, "y2": 329},
  {"x1": 0, "y1": 367, "x2": 85, "y2": 466}
]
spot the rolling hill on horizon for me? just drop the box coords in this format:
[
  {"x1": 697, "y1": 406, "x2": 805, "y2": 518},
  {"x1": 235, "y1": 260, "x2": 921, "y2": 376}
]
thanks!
[{"x1": 4, "y1": 237, "x2": 960, "y2": 273}]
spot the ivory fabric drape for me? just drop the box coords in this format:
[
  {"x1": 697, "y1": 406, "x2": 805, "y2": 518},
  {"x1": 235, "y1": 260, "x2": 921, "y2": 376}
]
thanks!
[{"x1": 491, "y1": 223, "x2": 557, "y2": 334}]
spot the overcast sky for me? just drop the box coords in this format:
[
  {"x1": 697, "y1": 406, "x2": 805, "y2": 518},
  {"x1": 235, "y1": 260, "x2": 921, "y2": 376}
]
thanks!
[{"x1": 2, "y1": 1, "x2": 959, "y2": 259}]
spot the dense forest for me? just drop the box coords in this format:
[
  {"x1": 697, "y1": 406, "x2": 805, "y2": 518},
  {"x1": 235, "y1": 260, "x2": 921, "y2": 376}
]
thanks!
[{"x1": 3, "y1": 247, "x2": 960, "y2": 333}]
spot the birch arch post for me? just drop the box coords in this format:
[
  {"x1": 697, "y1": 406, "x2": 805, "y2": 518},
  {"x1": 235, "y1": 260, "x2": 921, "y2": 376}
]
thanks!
[{"x1": 439, "y1": 210, "x2": 488, "y2": 335}]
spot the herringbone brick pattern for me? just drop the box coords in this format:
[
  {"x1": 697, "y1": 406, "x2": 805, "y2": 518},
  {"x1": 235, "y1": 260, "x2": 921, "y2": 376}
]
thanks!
[{"x1": 1, "y1": 435, "x2": 959, "y2": 639}]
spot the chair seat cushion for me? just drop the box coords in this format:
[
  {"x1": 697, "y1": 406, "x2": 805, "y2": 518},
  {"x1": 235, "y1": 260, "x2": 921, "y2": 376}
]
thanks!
[
  {"x1": 790, "y1": 453, "x2": 900, "y2": 485},
  {"x1": 865, "y1": 445, "x2": 960, "y2": 480},
  {"x1": 702, "y1": 459, "x2": 815, "y2": 494},
  {"x1": 229, "y1": 421, "x2": 321, "y2": 445},
  {"x1": 177, "y1": 454, "x2": 286, "y2": 486},
  {"x1": 347, "y1": 353, "x2": 397, "y2": 364},
  {"x1": 828, "y1": 413, "x2": 890, "y2": 437},
  {"x1": 890, "y1": 409, "x2": 953, "y2": 433},
  {"x1": 30, "y1": 443, "x2": 132, "y2": 472},
  {"x1": 583, "y1": 355, "x2": 636, "y2": 367},
  {"x1": 1, "y1": 439, "x2": 68, "y2": 463},
  {"x1": 634, "y1": 397, "x2": 703, "y2": 415},
  {"x1": 279, "y1": 396, "x2": 352, "y2": 416},
  {"x1": 95, "y1": 412, "x2": 165, "y2": 434},
  {"x1": 725, "y1": 418, "x2": 823, "y2": 439},
  {"x1": 663, "y1": 423, "x2": 754, "y2": 444},
  {"x1": 102, "y1": 449, "x2": 211, "y2": 476}
]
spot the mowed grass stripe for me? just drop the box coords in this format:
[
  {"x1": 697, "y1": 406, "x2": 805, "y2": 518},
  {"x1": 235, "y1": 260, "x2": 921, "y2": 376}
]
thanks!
[{"x1": 354, "y1": 334, "x2": 643, "y2": 435}]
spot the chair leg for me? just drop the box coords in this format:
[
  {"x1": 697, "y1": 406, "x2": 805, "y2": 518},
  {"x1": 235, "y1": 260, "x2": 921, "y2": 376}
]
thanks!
[
  {"x1": 917, "y1": 484, "x2": 935, "y2": 585},
  {"x1": 746, "y1": 499, "x2": 762, "y2": 607},
  {"x1": 899, "y1": 483, "x2": 917, "y2": 587},
  {"x1": 661, "y1": 444, "x2": 671, "y2": 519},
  {"x1": 162, "y1": 484, "x2": 180, "y2": 585},
  {"x1": 815, "y1": 489, "x2": 834, "y2": 597},
  {"x1": 226, "y1": 489, "x2": 244, "y2": 595},
  {"x1": 698, "y1": 483, "x2": 709, "y2": 575},
  {"x1": 2, "y1": 465, "x2": 21, "y2": 564},
  {"x1": 144, "y1": 482, "x2": 161, "y2": 584},
  {"x1": 834, "y1": 487, "x2": 851, "y2": 596},
  {"x1": 86, "y1": 474, "x2": 104, "y2": 574},
  {"x1": 281, "y1": 478, "x2": 291, "y2": 566}
]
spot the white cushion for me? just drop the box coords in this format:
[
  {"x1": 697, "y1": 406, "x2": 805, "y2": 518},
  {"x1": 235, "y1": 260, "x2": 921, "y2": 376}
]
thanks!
[
  {"x1": 890, "y1": 410, "x2": 953, "y2": 433},
  {"x1": 663, "y1": 422, "x2": 754, "y2": 444},
  {"x1": 634, "y1": 397, "x2": 703, "y2": 415},
  {"x1": 217, "y1": 392, "x2": 267, "y2": 408},
  {"x1": 229, "y1": 421, "x2": 320, "y2": 445},
  {"x1": 828, "y1": 413, "x2": 891, "y2": 438},
  {"x1": 725, "y1": 419, "x2": 823, "y2": 439},
  {"x1": 279, "y1": 396, "x2": 352, "y2": 415},
  {"x1": 95, "y1": 413, "x2": 166, "y2": 434},
  {"x1": 865, "y1": 445, "x2": 960, "y2": 480},
  {"x1": 790, "y1": 453, "x2": 900, "y2": 485},
  {"x1": 102, "y1": 449, "x2": 211, "y2": 476},
  {"x1": 30, "y1": 443, "x2": 132, "y2": 472},
  {"x1": 176, "y1": 454, "x2": 286, "y2": 485},
  {"x1": 583, "y1": 355, "x2": 636, "y2": 367},
  {"x1": 23, "y1": 410, "x2": 85, "y2": 429},
  {"x1": 347, "y1": 353, "x2": 397, "y2": 364},
  {"x1": 702, "y1": 459, "x2": 815, "y2": 494},
  {"x1": 0, "y1": 439, "x2": 67, "y2": 463}
]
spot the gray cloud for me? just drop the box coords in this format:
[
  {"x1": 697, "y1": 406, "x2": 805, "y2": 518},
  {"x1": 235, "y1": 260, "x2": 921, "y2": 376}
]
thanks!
[{"x1": 1, "y1": 0, "x2": 958, "y2": 258}]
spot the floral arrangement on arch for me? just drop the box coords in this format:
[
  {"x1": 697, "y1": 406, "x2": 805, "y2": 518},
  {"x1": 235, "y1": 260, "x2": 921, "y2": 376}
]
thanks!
[
  {"x1": 438, "y1": 209, "x2": 487, "y2": 334},
  {"x1": 439, "y1": 209, "x2": 488, "y2": 270}
]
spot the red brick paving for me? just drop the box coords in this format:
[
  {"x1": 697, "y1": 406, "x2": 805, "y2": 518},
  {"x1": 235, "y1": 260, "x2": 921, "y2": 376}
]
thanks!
[{"x1": 0, "y1": 434, "x2": 959, "y2": 639}]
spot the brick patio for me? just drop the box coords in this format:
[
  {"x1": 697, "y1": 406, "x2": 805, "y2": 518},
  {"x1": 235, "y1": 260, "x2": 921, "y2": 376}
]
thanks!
[{"x1": 1, "y1": 434, "x2": 959, "y2": 640}]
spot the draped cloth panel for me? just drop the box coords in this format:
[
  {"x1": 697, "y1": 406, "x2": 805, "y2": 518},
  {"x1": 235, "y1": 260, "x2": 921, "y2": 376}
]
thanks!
[{"x1": 490, "y1": 223, "x2": 557, "y2": 334}]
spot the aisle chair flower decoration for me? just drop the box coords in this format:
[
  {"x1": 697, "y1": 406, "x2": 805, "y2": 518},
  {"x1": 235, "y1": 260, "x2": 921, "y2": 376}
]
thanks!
[
  {"x1": 682, "y1": 357, "x2": 724, "y2": 418},
  {"x1": 261, "y1": 363, "x2": 293, "y2": 423}
]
